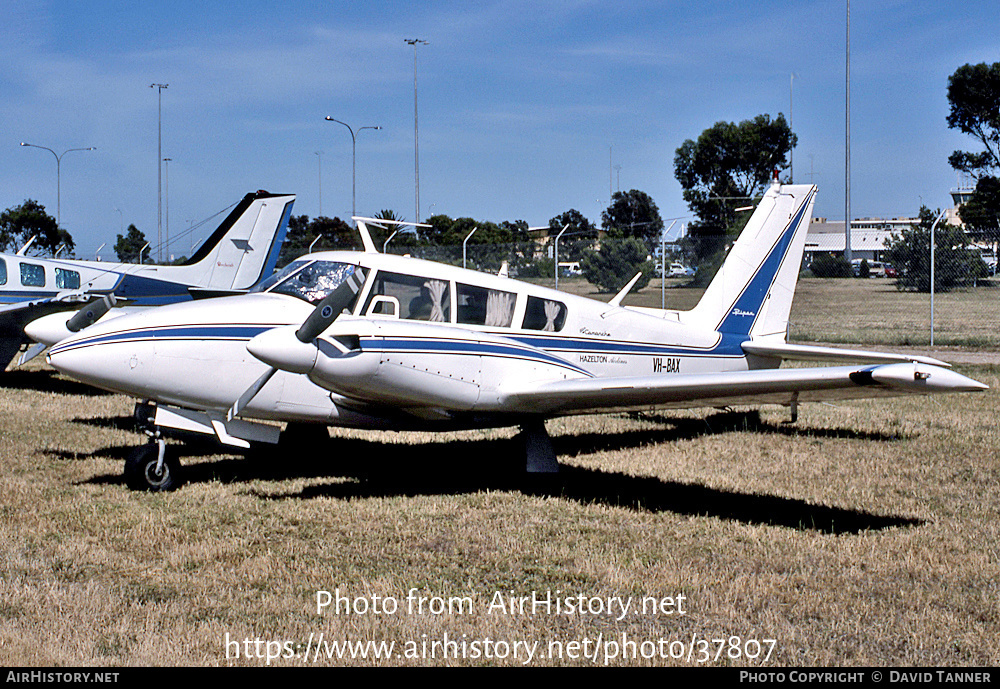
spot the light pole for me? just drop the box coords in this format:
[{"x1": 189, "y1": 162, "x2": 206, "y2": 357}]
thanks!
[
  {"x1": 463, "y1": 226, "x2": 478, "y2": 270},
  {"x1": 405, "y1": 38, "x2": 428, "y2": 222},
  {"x1": 789, "y1": 72, "x2": 797, "y2": 183},
  {"x1": 150, "y1": 83, "x2": 168, "y2": 262},
  {"x1": 554, "y1": 224, "x2": 569, "y2": 290},
  {"x1": 315, "y1": 151, "x2": 323, "y2": 217},
  {"x1": 844, "y1": 2, "x2": 852, "y2": 263},
  {"x1": 383, "y1": 229, "x2": 399, "y2": 254},
  {"x1": 163, "y1": 158, "x2": 172, "y2": 261},
  {"x1": 19, "y1": 143, "x2": 96, "y2": 226},
  {"x1": 324, "y1": 117, "x2": 381, "y2": 222}
]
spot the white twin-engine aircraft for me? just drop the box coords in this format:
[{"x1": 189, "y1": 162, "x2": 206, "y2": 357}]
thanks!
[
  {"x1": 0, "y1": 190, "x2": 294, "y2": 371},
  {"x1": 40, "y1": 183, "x2": 986, "y2": 490}
]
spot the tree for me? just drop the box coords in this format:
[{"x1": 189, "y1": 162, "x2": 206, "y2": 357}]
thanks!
[
  {"x1": 884, "y1": 207, "x2": 988, "y2": 293},
  {"x1": 580, "y1": 237, "x2": 654, "y2": 294},
  {"x1": 277, "y1": 214, "x2": 356, "y2": 267},
  {"x1": 674, "y1": 113, "x2": 796, "y2": 267},
  {"x1": 601, "y1": 190, "x2": 663, "y2": 245},
  {"x1": 946, "y1": 62, "x2": 1000, "y2": 178},
  {"x1": 959, "y1": 175, "x2": 1000, "y2": 249},
  {"x1": 0, "y1": 199, "x2": 74, "y2": 256},
  {"x1": 415, "y1": 215, "x2": 532, "y2": 272},
  {"x1": 548, "y1": 209, "x2": 597, "y2": 262},
  {"x1": 948, "y1": 63, "x2": 1000, "y2": 257},
  {"x1": 114, "y1": 224, "x2": 149, "y2": 262},
  {"x1": 808, "y1": 253, "x2": 853, "y2": 278}
]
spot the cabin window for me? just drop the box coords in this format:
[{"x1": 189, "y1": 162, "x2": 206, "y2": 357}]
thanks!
[
  {"x1": 364, "y1": 271, "x2": 450, "y2": 322},
  {"x1": 19, "y1": 263, "x2": 45, "y2": 288},
  {"x1": 0, "y1": 259, "x2": 6, "y2": 285},
  {"x1": 55, "y1": 268, "x2": 81, "y2": 289},
  {"x1": 522, "y1": 296, "x2": 567, "y2": 332},
  {"x1": 456, "y1": 283, "x2": 516, "y2": 327},
  {"x1": 258, "y1": 260, "x2": 367, "y2": 308}
]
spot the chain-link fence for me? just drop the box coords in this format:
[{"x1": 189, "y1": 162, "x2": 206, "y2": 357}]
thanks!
[{"x1": 381, "y1": 238, "x2": 1000, "y2": 351}]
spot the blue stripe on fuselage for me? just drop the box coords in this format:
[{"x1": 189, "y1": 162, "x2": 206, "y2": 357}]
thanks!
[
  {"x1": 52, "y1": 322, "x2": 751, "y2": 379},
  {"x1": 49, "y1": 324, "x2": 275, "y2": 355}
]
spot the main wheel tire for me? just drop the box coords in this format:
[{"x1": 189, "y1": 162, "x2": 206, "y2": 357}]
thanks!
[{"x1": 124, "y1": 443, "x2": 183, "y2": 491}]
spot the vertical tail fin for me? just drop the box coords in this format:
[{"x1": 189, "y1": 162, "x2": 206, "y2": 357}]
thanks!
[
  {"x1": 686, "y1": 183, "x2": 817, "y2": 340},
  {"x1": 182, "y1": 191, "x2": 294, "y2": 290}
]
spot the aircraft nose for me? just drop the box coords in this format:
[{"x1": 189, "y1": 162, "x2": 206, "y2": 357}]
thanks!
[
  {"x1": 47, "y1": 338, "x2": 116, "y2": 386},
  {"x1": 47, "y1": 324, "x2": 149, "y2": 395}
]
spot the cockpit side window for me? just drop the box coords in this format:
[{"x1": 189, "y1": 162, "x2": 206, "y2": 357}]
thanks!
[
  {"x1": 363, "y1": 271, "x2": 451, "y2": 322},
  {"x1": 261, "y1": 260, "x2": 366, "y2": 307},
  {"x1": 522, "y1": 296, "x2": 567, "y2": 332},
  {"x1": 0, "y1": 259, "x2": 6, "y2": 285}
]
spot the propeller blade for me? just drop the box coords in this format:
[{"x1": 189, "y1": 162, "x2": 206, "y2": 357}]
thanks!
[
  {"x1": 231, "y1": 266, "x2": 366, "y2": 419},
  {"x1": 66, "y1": 295, "x2": 117, "y2": 333},
  {"x1": 227, "y1": 367, "x2": 277, "y2": 421},
  {"x1": 18, "y1": 342, "x2": 47, "y2": 367},
  {"x1": 295, "y1": 267, "x2": 366, "y2": 343}
]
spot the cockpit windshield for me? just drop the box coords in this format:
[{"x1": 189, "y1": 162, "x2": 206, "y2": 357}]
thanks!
[{"x1": 252, "y1": 260, "x2": 366, "y2": 306}]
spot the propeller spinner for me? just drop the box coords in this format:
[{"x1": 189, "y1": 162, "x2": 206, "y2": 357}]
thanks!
[{"x1": 227, "y1": 266, "x2": 367, "y2": 421}]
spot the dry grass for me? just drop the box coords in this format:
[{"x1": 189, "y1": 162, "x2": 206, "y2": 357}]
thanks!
[{"x1": 1, "y1": 358, "x2": 998, "y2": 667}]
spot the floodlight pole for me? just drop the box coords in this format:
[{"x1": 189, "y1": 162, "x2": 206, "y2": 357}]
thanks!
[
  {"x1": 151, "y1": 83, "x2": 168, "y2": 262},
  {"x1": 315, "y1": 151, "x2": 323, "y2": 217},
  {"x1": 405, "y1": 39, "x2": 428, "y2": 222},
  {"x1": 163, "y1": 158, "x2": 172, "y2": 260},
  {"x1": 790, "y1": 72, "x2": 796, "y2": 183},
  {"x1": 19, "y1": 143, "x2": 96, "y2": 226},
  {"x1": 844, "y1": 4, "x2": 852, "y2": 263}
]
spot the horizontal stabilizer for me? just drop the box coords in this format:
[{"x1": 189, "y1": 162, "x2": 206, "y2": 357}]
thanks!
[{"x1": 741, "y1": 340, "x2": 951, "y2": 368}]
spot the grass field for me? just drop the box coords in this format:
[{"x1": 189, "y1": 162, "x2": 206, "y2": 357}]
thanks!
[{"x1": 1, "y1": 358, "x2": 998, "y2": 667}]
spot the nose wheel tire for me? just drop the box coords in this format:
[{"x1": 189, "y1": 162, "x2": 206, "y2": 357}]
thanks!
[{"x1": 124, "y1": 443, "x2": 183, "y2": 491}]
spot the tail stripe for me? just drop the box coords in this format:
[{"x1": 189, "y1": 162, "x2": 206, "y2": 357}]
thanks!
[{"x1": 714, "y1": 187, "x2": 815, "y2": 335}]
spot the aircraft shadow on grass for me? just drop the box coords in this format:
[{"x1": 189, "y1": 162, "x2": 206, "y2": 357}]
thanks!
[
  {"x1": 58, "y1": 410, "x2": 921, "y2": 534},
  {"x1": 2, "y1": 368, "x2": 113, "y2": 397}
]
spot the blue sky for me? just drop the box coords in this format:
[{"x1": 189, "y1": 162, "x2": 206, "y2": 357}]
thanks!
[{"x1": 3, "y1": 0, "x2": 998, "y2": 258}]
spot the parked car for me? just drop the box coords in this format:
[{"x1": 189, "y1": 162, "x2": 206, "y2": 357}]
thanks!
[
  {"x1": 851, "y1": 259, "x2": 886, "y2": 277},
  {"x1": 656, "y1": 262, "x2": 695, "y2": 278}
]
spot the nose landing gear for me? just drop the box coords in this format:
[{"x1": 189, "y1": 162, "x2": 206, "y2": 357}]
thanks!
[{"x1": 124, "y1": 437, "x2": 183, "y2": 492}]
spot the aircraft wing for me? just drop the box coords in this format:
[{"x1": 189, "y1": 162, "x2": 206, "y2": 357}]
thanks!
[
  {"x1": 497, "y1": 363, "x2": 987, "y2": 416},
  {"x1": 0, "y1": 292, "x2": 102, "y2": 368},
  {"x1": 0, "y1": 292, "x2": 99, "y2": 335}
]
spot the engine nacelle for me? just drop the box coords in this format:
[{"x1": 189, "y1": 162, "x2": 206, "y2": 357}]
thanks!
[{"x1": 306, "y1": 319, "x2": 586, "y2": 411}]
